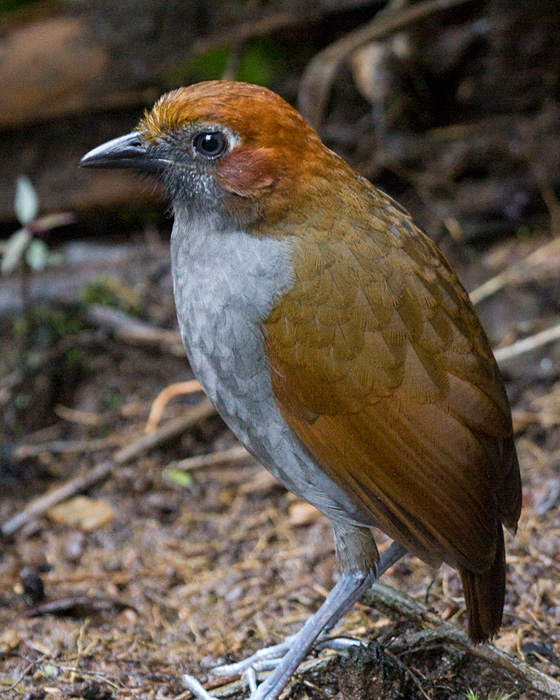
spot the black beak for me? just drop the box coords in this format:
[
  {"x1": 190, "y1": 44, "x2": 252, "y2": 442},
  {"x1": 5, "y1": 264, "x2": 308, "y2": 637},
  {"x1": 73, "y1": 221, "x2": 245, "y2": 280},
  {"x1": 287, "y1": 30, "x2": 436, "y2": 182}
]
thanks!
[{"x1": 80, "y1": 132, "x2": 166, "y2": 172}]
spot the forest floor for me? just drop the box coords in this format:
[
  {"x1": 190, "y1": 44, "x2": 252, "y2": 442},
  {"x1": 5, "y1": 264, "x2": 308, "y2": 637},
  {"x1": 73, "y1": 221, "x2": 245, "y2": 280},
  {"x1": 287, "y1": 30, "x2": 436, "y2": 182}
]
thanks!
[{"x1": 1, "y1": 221, "x2": 560, "y2": 700}]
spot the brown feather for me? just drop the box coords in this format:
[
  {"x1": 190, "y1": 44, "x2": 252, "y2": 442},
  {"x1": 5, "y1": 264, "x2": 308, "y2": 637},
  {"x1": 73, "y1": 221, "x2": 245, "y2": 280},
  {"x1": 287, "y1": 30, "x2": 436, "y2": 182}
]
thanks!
[
  {"x1": 460, "y1": 521, "x2": 506, "y2": 642},
  {"x1": 263, "y1": 181, "x2": 522, "y2": 638}
]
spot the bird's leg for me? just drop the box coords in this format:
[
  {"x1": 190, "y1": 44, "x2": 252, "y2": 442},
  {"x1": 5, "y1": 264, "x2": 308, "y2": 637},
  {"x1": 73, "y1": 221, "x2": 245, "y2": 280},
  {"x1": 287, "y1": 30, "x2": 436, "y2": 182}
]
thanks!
[
  {"x1": 251, "y1": 567, "x2": 377, "y2": 699},
  {"x1": 206, "y1": 539, "x2": 406, "y2": 680},
  {"x1": 317, "y1": 539, "x2": 407, "y2": 643},
  {"x1": 183, "y1": 571, "x2": 375, "y2": 700},
  {"x1": 183, "y1": 530, "x2": 406, "y2": 700},
  {"x1": 244, "y1": 525, "x2": 388, "y2": 699}
]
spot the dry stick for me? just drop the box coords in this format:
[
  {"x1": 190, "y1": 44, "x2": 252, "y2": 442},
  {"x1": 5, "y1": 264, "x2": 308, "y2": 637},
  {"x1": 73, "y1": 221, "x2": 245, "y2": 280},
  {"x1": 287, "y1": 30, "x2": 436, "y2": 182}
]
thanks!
[
  {"x1": 14, "y1": 436, "x2": 121, "y2": 460},
  {"x1": 145, "y1": 379, "x2": 203, "y2": 434},
  {"x1": 1, "y1": 399, "x2": 216, "y2": 538},
  {"x1": 86, "y1": 304, "x2": 184, "y2": 356},
  {"x1": 493, "y1": 322, "x2": 560, "y2": 364},
  {"x1": 298, "y1": 0, "x2": 476, "y2": 128},
  {"x1": 369, "y1": 581, "x2": 560, "y2": 699},
  {"x1": 468, "y1": 236, "x2": 560, "y2": 362},
  {"x1": 167, "y1": 444, "x2": 252, "y2": 473},
  {"x1": 469, "y1": 236, "x2": 560, "y2": 305},
  {"x1": 467, "y1": 236, "x2": 560, "y2": 363},
  {"x1": 0, "y1": 654, "x2": 47, "y2": 696}
]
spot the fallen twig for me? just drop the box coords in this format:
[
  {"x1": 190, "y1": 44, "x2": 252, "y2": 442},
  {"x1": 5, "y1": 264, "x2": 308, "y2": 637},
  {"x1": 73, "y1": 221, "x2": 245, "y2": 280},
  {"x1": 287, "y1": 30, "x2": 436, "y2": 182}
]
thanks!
[
  {"x1": 167, "y1": 444, "x2": 252, "y2": 473},
  {"x1": 1, "y1": 399, "x2": 216, "y2": 538},
  {"x1": 493, "y1": 322, "x2": 560, "y2": 364},
  {"x1": 14, "y1": 436, "x2": 121, "y2": 460},
  {"x1": 0, "y1": 653, "x2": 47, "y2": 695},
  {"x1": 369, "y1": 581, "x2": 560, "y2": 699},
  {"x1": 86, "y1": 304, "x2": 184, "y2": 356},
  {"x1": 470, "y1": 236, "x2": 560, "y2": 305},
  {"x1": 146, "y1": 379, "x2": 203, "y2": 433}
]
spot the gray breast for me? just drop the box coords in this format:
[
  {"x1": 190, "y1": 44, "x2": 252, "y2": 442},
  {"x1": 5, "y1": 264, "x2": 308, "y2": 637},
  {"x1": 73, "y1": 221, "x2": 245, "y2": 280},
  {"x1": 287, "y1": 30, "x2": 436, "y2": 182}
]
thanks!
[{"x1": 170, "y1": 211, "x2": 368, "y2": 527}]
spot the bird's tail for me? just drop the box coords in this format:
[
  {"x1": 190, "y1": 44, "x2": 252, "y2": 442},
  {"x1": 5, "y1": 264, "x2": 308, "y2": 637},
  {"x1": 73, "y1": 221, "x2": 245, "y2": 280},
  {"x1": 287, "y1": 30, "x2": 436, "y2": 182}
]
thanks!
[{"x1": 460, "y1": 521, "x2": 506, "y2": 643}]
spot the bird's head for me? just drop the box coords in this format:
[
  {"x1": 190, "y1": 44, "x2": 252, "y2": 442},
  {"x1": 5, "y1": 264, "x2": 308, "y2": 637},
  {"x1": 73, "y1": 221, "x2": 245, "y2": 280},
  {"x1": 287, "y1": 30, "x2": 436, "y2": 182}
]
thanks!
[{"x1": 81, "y1": 81, "x2": 348, "y2": 230}]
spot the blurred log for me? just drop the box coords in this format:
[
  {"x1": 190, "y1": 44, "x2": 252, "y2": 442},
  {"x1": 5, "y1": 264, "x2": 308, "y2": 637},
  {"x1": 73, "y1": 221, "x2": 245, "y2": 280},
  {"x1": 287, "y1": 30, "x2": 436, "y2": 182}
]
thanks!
[
  {"x1": 0, "y1": 16, "x2": 110, "y2": 130},
  {"x1": 0, "y1": 0, "x2": 376, "y2": 221},
  {"x1": 319, "y1": 0, "x2": 560, "y2": 241}
]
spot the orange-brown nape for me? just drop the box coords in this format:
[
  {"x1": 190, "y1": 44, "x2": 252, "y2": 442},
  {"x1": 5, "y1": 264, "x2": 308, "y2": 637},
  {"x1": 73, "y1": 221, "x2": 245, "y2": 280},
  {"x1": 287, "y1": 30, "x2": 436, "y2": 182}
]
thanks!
[{"x1": 80, "y1": 80, "x2": 522, "y2": 700}]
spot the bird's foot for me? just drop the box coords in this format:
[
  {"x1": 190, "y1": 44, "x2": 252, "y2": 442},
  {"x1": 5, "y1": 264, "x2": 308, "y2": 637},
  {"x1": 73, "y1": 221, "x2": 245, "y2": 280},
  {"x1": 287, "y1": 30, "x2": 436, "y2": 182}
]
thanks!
[
  {"x1": 181, "y1": 543, "x2": 407, "y2": 699},
  {"x1": 214, "y1": 631, "x2": 367, "y2": 676},
  {"x1": 182, "y1": 634, "x2": 366, "y2": 699},
  {"x1": 213, "y1": 633, "x2": 299, "y2": 677}
]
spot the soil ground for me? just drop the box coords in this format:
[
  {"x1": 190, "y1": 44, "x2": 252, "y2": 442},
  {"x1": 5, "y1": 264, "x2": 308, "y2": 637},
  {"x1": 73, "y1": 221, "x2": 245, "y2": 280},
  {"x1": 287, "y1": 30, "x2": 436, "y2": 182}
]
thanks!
[{"x1": 1, "y1": 224, "x2": 560, "y2": 700}]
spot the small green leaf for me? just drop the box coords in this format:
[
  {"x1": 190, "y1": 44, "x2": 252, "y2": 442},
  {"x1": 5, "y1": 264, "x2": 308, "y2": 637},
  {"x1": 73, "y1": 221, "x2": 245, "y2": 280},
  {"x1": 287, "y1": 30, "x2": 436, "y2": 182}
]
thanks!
[
  {"x1": 164, "y1": 469, "x2": 193, "y2": 488},
  {"x1": 14, "y1": 176, "x2": 39, "y2": 225},
  {"x1": 25, "y1": 239, "x2": 49, "y2": 271},
  {"x1": 15, "y1": 393, "x2": 30, "y2": 409},
  {"x1": 238, "y1": 38, "x2": 285, "y2": 86},
  {"x1": 183, "y1": 45, "x2": 230, "y2": 81},
  {"x1": 1, "y1": 227, "x2": 32, "y2": 275},
  {"x1": 40, "y1": 663, "x2": 57, "y2": 678}
]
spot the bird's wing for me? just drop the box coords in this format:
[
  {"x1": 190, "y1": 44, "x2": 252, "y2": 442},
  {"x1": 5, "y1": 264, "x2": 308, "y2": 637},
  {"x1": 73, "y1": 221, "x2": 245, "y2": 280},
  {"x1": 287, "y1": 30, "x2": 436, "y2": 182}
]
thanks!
[{"x1": 264, "y1": 193, "x2": 521, "y2": 572}]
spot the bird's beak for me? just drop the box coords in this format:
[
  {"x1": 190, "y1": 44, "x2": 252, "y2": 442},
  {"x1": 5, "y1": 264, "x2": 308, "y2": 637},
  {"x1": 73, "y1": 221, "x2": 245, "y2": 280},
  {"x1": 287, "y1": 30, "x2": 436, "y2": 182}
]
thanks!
[{"x1": 80, "y1": 132, "x2": 165, "y2": 172}]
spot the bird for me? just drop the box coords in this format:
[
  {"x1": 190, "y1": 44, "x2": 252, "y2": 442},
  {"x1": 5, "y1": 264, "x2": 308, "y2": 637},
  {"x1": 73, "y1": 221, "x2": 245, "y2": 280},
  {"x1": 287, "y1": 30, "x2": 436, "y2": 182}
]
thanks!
[{"x1": 81, "y1": 80, "x2": 522, "y2": 700}]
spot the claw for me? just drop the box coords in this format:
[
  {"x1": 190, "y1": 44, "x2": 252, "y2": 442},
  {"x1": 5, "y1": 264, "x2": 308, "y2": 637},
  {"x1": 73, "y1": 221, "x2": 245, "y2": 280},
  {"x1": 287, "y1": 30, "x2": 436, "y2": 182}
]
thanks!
[
  {"x1": 315, "y1": 636, "x2": 366, "y2": 651},
  {"x1": 182, "y1": 673, "x2": 218, "y2": 700},
  {"x1": 244, "y1": 667, "x2": 258, "y2": 694},
  {"x1": 212, "y1": 636, "x2": 295, "y2": 676}
]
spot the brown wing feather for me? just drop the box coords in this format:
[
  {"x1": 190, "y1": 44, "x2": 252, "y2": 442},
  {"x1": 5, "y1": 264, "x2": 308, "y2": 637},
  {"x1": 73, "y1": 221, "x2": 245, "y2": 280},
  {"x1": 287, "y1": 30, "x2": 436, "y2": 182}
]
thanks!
[
  {"x1": 461, "y1": 521, "x2": 506, "y2": 642},
  {"x1": 264, "y1": 187, "x2": 521, "y2": 575}
]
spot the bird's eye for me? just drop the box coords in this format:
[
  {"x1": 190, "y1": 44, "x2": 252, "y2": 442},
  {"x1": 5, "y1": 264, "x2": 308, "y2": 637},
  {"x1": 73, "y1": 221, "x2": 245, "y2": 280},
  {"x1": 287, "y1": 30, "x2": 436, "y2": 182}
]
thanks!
[{"x1": 193, "y1": 131, "x2": 228, "y2": 159}]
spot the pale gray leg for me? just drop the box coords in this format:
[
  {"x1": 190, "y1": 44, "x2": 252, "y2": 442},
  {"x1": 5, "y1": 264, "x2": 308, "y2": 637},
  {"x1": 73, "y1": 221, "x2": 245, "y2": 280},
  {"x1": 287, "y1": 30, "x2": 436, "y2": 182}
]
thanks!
[
  {"x1": 321, "y1": 540, "x2": 407, "y2": 636},
  {"x1": 250, "y1": 540, "x2": 407, "y2": 699},
  {"x1": 249, "y1": 567, "x2": 377, "y2": 699},
  {"x1": 183, "y1": 540, "x2": 407, "y2": 700},
  {"x1": 211, "y1": 540, "x2": 407, "y2": 677}
]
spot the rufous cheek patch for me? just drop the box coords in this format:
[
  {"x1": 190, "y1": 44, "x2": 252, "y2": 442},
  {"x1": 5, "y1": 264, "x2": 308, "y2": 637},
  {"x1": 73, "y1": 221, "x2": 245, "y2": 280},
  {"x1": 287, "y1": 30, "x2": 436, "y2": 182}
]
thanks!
[{"x1": 217, "y1": 145, "x2": 282, "y2": 197}]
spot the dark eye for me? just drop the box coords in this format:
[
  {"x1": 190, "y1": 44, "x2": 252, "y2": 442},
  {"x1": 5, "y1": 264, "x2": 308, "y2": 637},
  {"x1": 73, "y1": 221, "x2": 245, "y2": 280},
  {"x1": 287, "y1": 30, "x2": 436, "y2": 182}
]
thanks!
[{"x1": 193, "y1": 131, "x2": 227, "y2": 159}]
